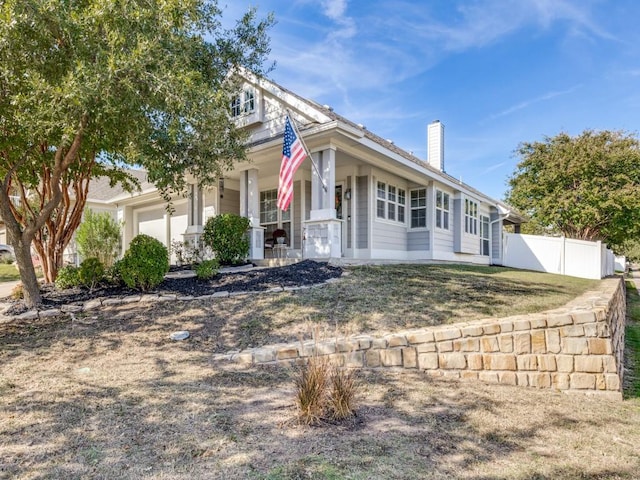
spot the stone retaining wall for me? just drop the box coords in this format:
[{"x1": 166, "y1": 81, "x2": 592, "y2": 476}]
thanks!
[{"x1": 218, "y1": 277, "x2": 626, "y2": 400}]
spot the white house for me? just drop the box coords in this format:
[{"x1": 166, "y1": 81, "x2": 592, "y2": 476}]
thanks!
[
  {"x1": 113, "y1": 72, "x2": 525, "y2": 265},
  {"x1": 2, "y1": 73, "x2": 525, "y2": 265}
]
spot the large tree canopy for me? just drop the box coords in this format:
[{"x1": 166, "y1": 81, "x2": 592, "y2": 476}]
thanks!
[
  {"x1": 0, "y1": 0, "x2": 273, "y2": 306},
  {"x1": 505, "y1": 130, "x2": 640, "y2": 249}
]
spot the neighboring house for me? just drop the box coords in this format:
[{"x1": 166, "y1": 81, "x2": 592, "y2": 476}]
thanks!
[
  {"x1": 113, "y1": 72, "x2": 524, "y2": 265},
  {"x1": 2, "y1": 73, "x2": 525, "y2": 265}
]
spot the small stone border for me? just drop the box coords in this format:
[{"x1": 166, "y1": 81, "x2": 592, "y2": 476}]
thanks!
[{"x1": 0, "y1": 277, "x2": 342, "y2": 323}]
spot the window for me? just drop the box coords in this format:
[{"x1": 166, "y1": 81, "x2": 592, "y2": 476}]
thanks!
[
  {"x1": 464, "y1": 198, "x2": 478, "y2": 235},
  {"x1": 242, "y1": 89, "x2": 255, "y2": 113},
  {"x1": 376, "y1": 181, "x2": 406, "y2": 224},
  {"x1": 260, "y1": 189, "x2": 278, "y2": 225},
  {"x1": 231, "y1": 88, "x2": 256, "y2": 117},
  {"x1": 260, "y1": 189, "x2": 291, "y2": 241},
  {"x1": 231, "y1": 96, "x2": 241, "y2": 117},
  {"x1": 435, "y1": 190, "x2": 450, "y2": 230},
  {"x1": 480, "y1": 215, "x2": 490, "y2": 256},
  {"x1": 410, "y1": 188, "x2": 427, "y2": 228}
]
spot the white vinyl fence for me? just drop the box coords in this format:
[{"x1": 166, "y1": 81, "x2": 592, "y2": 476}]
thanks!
[{"x1": 502, "y1": 233, "x2": 617, "y2": 280}]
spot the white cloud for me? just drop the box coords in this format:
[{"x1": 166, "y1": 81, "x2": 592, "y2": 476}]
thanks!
[
  {"x1": 481, "y1": 161, "x2": 509, "y2": 175},
  {"x1": 321, "y1": 0, "x2": 347, "y2": 20},
  {"x1": 485, "y1": 85, "x2": 583, "y2": 122},
  {"x1": 254, "y1": 0, "x2": 619, "y2": 127}
]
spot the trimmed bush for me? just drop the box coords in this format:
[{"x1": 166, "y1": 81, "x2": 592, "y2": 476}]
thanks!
[
  {"x1": 195, "y1": 258, "x2": 219, "y2": 280},
  {"x1": 79, "y1": 257, "x2": 105, "y2": 291},
  {"x1": 202, "y1": 214, "x2": 250, "y2": 265},
  {"x1": 55, "y1": 265, "x2": 81, "y2": 290},
  {"x1": 117, "y1": 234, "x2": 169, "y2": 291}
]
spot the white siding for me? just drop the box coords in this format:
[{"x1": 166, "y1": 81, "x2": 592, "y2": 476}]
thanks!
[
  {"x1": 407, "y1": 230, "x2": 429, "y2": 251},
  {"x1": 220, "y1": 189, "x2": 240, "y2": 215},
  {"x1": 433, "y1": 230, "x2": 454, "y2": 253},
  {"x1": 372, "y1": 221, "x2": 406, "y2": 251}
]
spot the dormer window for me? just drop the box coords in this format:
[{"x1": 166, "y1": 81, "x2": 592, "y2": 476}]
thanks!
[
  {"x1": 231, "y1": 96, "x2": 241, "y2": 117},
  {"x1": 243, "y1": 89, "x2": 255, "y2": 114},
  {"x1": 231, "y1": 88, "x2": 256, "y2": 117}
]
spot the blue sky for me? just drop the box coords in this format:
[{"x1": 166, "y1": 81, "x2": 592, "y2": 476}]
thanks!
[{"x1": 222, "y1": 0, "x2": 640, "y2": 201}]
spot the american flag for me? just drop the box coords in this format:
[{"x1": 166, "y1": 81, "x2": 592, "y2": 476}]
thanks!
[{"x1": 277, "y1": 116, "x2": 307, "y2": 211}]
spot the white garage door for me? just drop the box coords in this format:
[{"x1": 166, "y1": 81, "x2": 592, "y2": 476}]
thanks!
[
  {"x1": 136, "y1": 208, "x2": 166, "y2": 245},
  {"x1": 170, "y1": 202, "x2": 188, "y2": 245}
]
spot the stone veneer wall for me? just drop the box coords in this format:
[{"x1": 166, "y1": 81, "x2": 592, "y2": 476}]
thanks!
[{"x1": 220, "y1": 277, "x2": 626, "y2": 400}]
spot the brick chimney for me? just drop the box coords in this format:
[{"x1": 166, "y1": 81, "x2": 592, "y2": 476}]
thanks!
[{"x1": 427, "y1": 120, "x2": 445, "y2": 172}]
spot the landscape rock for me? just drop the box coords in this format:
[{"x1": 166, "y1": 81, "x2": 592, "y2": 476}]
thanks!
[{"x1": 170, "y1": 330, "x2": 190, "y2": 341}]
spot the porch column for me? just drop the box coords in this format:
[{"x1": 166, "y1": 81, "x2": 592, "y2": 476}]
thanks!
[
  {"x1": 117, "y1": 205, "x2": 134, "y2": 258},
  {"x1": 183, "y1": 182, "x2": 203, "y2": 247},
  {"x1": 240, "y1": 169, "x2": 265, "y2": 260},
  {"x1": 305, "y1": 147, "x2": 342, "y2": 259}
]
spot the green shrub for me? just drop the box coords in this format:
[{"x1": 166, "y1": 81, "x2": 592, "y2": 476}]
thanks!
[
  {"x1": 105, "y1": 262, "x2": 122, "y2": 286},
  {"x1": 117, "y1": 234, "x2": 169, "y2": 291},
  {"x1": 76, "y1": 209, "x2": 122, "y2": 268},
  {"x1": 195, "y1": 258, "x2": 219, "y2": 280},
  {"x1": 202, "y1": 214, "x2": 250, "y2": 265},
  {"x1": 55, "y1": 265, "x2": 81, "y2": 290},
  {"x1": 79, "y1": 257, "x2": 105, "y2": 291}
]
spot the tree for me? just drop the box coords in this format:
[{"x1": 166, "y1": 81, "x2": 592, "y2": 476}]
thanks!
[
  {"x1": 0, "y1": 0, "x2": 273, "y2": 307},
  {"x1": 505, "y1": 130, "x2": 640, "y2": 249}
]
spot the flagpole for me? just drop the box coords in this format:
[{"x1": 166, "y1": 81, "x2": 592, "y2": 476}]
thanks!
[{"x1": 285, "y1": 109, "x2": 328, "y2": 192}]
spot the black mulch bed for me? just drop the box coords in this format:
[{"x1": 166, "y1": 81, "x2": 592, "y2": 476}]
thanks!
[{"x1": 2, "y1": 260, "x2": 343, "y2": 316}]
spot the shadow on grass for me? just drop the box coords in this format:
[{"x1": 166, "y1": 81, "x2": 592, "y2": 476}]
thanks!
[
  {"x1": 624, "y1": 280, "x2": 640, "y2": 399},
  {"x1": 0, "y1": 264, "x2": 601, "y2": 361}
]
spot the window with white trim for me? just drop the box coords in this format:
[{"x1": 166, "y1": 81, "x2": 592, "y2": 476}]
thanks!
[
  {"x1": 260, "y1": 189, "x2": 291, "y2": 240},
  {"x1": 464, "y1": 198, "x2": 478, "y2": 235},
  {"x1": 231, "y1": 88, "x2": 256, "y2": 117},
  {"x1": 435, "y1": 190, "x2": 450, "y2": 230},
  {"x1": 376, "y1": 181, "x2": 406, "y2": 224},
  {"x1": 480, "y1": 215, "x2": 490, "y2": 256},
  {"x1": 410, "y1": 188, "x2": 427, "y2": 228}
]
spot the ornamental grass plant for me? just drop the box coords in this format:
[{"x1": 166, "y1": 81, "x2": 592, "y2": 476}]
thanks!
[
  {"x1": 328, "y1": 365, "x2": 357, "y2": 421},
  {"x1": 294, "y1": 353, "x2": 330, "y2": 426}
]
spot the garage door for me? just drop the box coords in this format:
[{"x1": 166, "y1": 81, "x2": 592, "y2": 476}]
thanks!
[
  {"x1": 170, "y1": 202, "x2": 188, "y2": 245},
  {"x1": 136, "y1": 208, "x2": 166, "y2": 245}
]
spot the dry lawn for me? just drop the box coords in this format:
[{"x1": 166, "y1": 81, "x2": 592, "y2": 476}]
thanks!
[{"x1": 1, "y1": 265, "x2": 638, "y2": 479}]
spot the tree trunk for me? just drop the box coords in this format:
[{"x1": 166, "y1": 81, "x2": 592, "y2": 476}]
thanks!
[{"x1": 12, "y1": 237, "x2": 41, "y2": 306}]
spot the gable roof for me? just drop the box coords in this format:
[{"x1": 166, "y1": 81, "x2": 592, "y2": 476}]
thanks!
[
  {"x1": 87, "y1": 169, "x2": 151, "y2": 203},
  {"x1": 243, "y1": 71, "x2": 525, "y2": 223}
]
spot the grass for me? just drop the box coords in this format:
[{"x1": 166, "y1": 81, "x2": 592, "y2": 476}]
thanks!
[
  {"x1": 1, "y1": 264, "x2": 637, "y2": 479},
  {"x1": 625, "y1": 280, "x2": 640, "y2": 397},
  {"x1": 0, "y1": 263, "x2": 20, "y2": 282},
  {"x1": 286, "y1": 264, "x2": 596, "y2": 332},
  {"x1": 113, "y1": 264, "x2": 597, "y2": 352}
]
